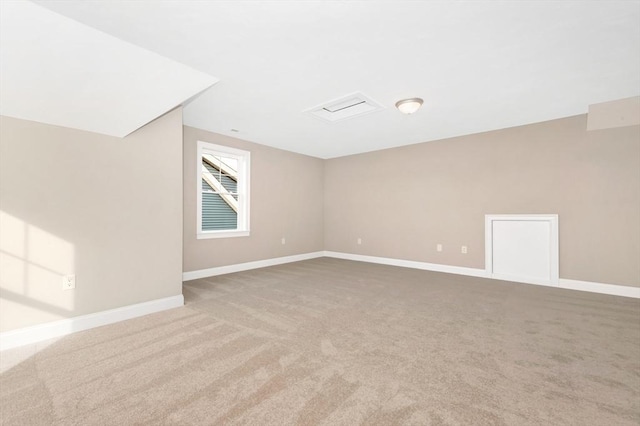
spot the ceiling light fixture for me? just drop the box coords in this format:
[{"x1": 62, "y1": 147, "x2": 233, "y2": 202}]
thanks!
[{"x1": 395, "y1": 98, "x2": 423, "y2": 114}]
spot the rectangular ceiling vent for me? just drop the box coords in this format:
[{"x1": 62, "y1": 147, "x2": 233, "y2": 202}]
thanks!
[{"x1": 306, "y1": 92, "x2": 385, "y2": 123}]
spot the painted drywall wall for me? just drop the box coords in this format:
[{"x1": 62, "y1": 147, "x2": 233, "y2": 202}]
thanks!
[
  {"x1": 324, "y1": 114, "x2": 640, "y2": 287},
  {"x1": 587, "y1": 96, "x2": 640, "y2": 131},
  {"x1": 183, "y1": 126, "x2": 324, "y2": 273},
  {"x1": 0, "y1": 109, "x2": 184, "y2": 332}
]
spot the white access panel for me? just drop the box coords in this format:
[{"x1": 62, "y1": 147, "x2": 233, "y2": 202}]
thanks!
[{"x1": 485, "y1": 215, "x2": 559, "y2": 286}]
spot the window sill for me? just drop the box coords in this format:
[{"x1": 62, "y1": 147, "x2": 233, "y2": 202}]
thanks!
[{"x1": 197, "y1": 230, "x2": 250, "y2": 240}]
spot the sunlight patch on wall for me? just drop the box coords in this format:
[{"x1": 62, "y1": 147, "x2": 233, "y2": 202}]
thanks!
[{"x1": 0, "y1": 211, "x2": 76, "y2": 329}]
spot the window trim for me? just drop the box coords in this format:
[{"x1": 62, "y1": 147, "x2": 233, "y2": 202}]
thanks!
[{"x1": 196, "y1": 141, "x2": 250, "y2": 239}]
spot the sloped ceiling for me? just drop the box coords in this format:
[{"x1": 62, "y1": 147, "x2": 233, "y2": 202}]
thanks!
[
  {"x1": 6, "y1": 1, "x2": 640, "y2": 156},
  {"x1": 0, "y1": 1, "x2": 218, "y2": 138}
]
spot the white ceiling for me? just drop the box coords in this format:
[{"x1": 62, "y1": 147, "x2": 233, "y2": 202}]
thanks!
[
  {"x1": 11, "y1": 1, "x2": 640, "y2": 157},
  {"x1": 0, "y1": 1, "x2": 217, "y2": 137}
]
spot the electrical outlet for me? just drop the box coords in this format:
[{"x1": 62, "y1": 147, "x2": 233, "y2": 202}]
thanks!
[
  {"x1": 281, "y1": 237, "x2": 286, "y2": 245},
  {"x1": 436, "y1": 244, "x2": 443, "y2": 252},
  {"x1": 357, "y1": 238, "x2": 362, "y2": 245},
  {"x1": 62, "y1": 274, "x2": 75, "y2": 290},
  {"x1": 461, "y1": 245, "x2": 468, "y2": 254}
]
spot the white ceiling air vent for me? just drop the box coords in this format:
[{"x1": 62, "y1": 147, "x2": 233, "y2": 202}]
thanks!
[{"x1": 306, "y1": 92, "x2": 385, "y2": 123}]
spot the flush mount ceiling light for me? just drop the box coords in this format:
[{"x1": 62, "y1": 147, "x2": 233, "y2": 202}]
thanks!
[{"x1": 395, "y1": 98, "x2": 424, "y2": 114}]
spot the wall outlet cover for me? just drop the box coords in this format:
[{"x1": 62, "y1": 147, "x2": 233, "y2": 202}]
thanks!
[{"x1": 63, "y1": 274, "x2": 76, "y2": 290}]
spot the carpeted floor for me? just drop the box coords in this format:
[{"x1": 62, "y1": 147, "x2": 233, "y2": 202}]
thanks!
[{"x1": 1, "y1": 257, "x2": 639, "y2": 425}]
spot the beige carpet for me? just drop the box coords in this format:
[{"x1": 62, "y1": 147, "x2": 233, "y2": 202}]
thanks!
[{"x1": 1, "y1": 258, "x2": 639, "y2": 425}]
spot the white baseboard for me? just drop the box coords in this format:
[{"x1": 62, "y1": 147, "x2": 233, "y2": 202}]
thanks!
[
  {"x1": 323, "y1": 251, "x2": 639, "y2": 299},
  {"x1": 558, "y1": 279, "x2": 640, "y2": 298},
  {"x1": 323, "y1": 251, "x2": 488, "y2": 278},
  {"x1": 3, "y1": 254, "x2": 635, "y2": 352},
  {"x1": 182, "y1": 250, "x2": 639, "y2": 298},
  {"x1": 182, "y1": 251, "x2": 325, "y2": 281},
  {"x1": 0, "y1": 294, "x2": 184, "y2": 351}
]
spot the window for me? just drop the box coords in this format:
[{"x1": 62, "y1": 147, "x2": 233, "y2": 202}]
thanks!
[{"x1": 197, "y1": 141, "x2": 250, "y2": 238}]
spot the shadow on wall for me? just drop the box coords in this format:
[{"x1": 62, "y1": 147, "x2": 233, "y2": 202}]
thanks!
[{"x1": 0, "y1": 210, "x2": 76, "y2": 330}]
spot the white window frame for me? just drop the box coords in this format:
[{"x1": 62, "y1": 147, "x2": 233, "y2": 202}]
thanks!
[{"x1": 197, "y1": 141, "x2": 250, "y2": 239}]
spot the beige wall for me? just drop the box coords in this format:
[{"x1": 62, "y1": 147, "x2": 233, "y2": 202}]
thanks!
[
  {"x1": 587, "y1": 96, "x2": 640, "y2": 131},
  {"x1": 0, "y1": 110, "x2": 184, "y2": 332},
  {"x1": 183, "y1": 126, "x2": 324, "y2": 272},
  {"x1": 2, "y1": 108, "x2": 637, "y2": 335},
  {"x1": 324, "y1": 115, "x2": 640, "y2": 287}
]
